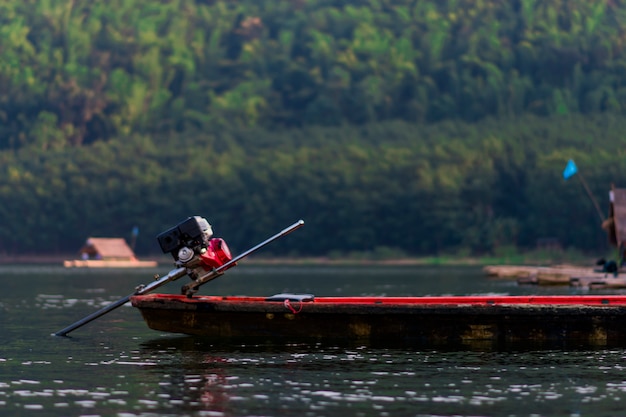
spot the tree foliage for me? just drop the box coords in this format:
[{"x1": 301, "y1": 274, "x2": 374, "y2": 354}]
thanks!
[
  {"x1": 0, "y1": 0, "x2": 626, "y2": 149},
  {"x1": 1, "y1": 1, "x2": 626, "y2": 257},
  {"x1": 1, "y1": 114, "x2": 625, "y2": 257}
]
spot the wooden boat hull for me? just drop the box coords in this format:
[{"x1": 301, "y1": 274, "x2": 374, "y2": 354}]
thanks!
[{"x1": 131, "y1": 294, "x2": 626, "y2": 347}]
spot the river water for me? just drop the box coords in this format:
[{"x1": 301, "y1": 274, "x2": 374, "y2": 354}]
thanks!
[{"x1": 3, "y1": 263, "x2": 626, "y2": 417}]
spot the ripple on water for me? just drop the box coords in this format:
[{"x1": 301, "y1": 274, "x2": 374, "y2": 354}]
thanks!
[
  {"x1": 35, "y1": 292, "x2": 133, "y2": 311},
  {"x1": 7, "y1": 266, "x2": 626, "y2": 417}
]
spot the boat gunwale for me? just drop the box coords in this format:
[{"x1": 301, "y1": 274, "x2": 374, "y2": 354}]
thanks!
[
  {"x1": 130, "y1": 293, "x2": 626, "y2": 307},
  {"x1": 130, "y1": 293, "x2": 626, "y2": 343}
]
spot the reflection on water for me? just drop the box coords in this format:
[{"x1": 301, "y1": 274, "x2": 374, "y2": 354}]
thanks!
[
  {"x1": 1, "y1": 264, "x2": 626, "y2": 416},
  {"x1": 136, "y1": 337, "x2": 626, "y2": 417}
]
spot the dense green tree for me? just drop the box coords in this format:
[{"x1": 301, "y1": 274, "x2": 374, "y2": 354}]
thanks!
[
  {"x1": 1, "y1": 113, "x2": 625, "y2": 257},
  {"x1": 1, "y1": 0, "x2": 626, "y2": 258},
  {"x1": 0, "y1": 0, "x2": 625, "y2": 149}
]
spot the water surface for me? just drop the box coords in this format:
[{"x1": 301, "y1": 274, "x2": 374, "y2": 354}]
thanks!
[{"x1": 2, "y1": 264, "x2": 626, "y2": 416}]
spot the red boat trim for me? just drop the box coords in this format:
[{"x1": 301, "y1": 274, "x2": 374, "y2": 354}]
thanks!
[{"x1": 134, "y1": 294, "x2": 626, "y2": 306}]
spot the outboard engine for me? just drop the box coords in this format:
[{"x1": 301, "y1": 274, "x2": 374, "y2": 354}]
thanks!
[{"x1": 157, "y1": 216, "x2": 233, "y2": 280}]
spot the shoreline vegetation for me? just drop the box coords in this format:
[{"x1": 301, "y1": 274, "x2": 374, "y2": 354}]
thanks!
[
  {"x1": 1, "y1": 1, "x2": 626, "y2": 258},
  {"x1": 0, "y1": 250, "x2": 601, "y2": 268}
]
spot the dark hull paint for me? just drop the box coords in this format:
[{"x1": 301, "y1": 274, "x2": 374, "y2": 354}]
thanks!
[{"x1": 131, "y1": 294, "x2": 626, "y2": 348}]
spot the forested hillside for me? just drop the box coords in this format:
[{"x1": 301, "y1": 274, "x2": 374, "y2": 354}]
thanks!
[{"x1": 1, "y1": 0, "x2": 625, "y2": 257}]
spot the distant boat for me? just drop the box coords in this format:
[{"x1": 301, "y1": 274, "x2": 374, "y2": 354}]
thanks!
[
  {"x1": 485, "y1": 185, "x2": 626, "y2": 286},
  {"x1": 63, "y1": 237, "x2": 158, "y2": 268}
]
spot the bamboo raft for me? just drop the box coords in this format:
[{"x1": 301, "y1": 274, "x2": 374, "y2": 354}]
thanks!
[
  {"x1": 484, "y1": 265, "x2": 626, "y2": 288},
  {"x1": 570, "y1": 275, "x2": 626, "y2": 290},
  {"x1": 483, "y1": 264, "x2": 597, "y2": 285}
]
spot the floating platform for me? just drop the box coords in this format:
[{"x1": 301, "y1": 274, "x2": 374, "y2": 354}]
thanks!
[
  {"x1": 570, "y1": 275, "x2": 626, "y2": 290},
  {"x1": 483, "y1": 264, "x2": 595, "y2": 285},
  {"x1": 63, "y1": 259, "x2": 158, "y2": 268}
]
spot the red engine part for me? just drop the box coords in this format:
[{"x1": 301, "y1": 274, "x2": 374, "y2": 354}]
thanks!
[{"x1": 199, "y1": 238, "x2": 234, "y2": 269}]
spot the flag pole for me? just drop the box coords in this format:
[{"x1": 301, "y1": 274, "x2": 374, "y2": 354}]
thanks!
[
  {"x1": 563, "y1": 159, "x2": 604, "y2": 223},
  {"x1": 576, "y1": 173, "x2": 605, "y2": 222}
]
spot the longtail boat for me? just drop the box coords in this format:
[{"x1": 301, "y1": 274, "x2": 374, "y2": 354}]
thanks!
[
  {"x1": 130, "y1": 293, "x2": 626, "y2": 347},
  {"x1": 56, "y1": 217, "x2": 626, "y2": 349}
]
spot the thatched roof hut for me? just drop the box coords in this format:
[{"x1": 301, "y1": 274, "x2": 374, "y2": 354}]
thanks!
[{"x1": 79, "y1": 237, "x2": 137, "y2": 261}]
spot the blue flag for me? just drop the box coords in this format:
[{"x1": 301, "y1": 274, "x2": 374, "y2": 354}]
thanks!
[{"x1": 563, "y1": 159, "x2": 578, "y2": 180}]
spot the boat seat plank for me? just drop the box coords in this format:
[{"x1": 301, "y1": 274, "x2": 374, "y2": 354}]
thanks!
[{"x1": 265, "y1": 293, "x2": 315, "y2": 302}]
